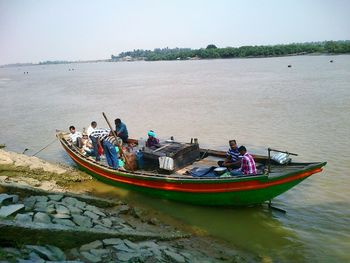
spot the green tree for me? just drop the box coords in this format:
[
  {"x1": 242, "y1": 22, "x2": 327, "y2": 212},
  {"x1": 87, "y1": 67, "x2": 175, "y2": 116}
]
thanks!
[{"x1": 206, "y1": 44, "x2": 217, "y2": 49}]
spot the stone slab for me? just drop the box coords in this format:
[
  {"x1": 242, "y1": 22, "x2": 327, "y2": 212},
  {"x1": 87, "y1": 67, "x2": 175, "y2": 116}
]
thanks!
[
  {"x1": 48, "y1": 194, "x2": 64, "y2": 202},
  {"x1": 80, "y1": 251, "x2": 101, "y2": 263},
  {"x1": 83, "y1": 210, "x2": 99, "y2": 220},
  {"x1": 72, "y1": 214, "x2": 93, "y2": 228},
  {"x1": 52, "y1": 218, "x2": 76, "y2": 227},
  {"x1": 0, "y1": 193, "x2": 19, "y2": 205},
  {"x1": 15, "y1": 213, "x2": 33, "y2": 223},
  {"x1": 25, "y1": 245, "x2": 66, "y2": 261},
  {"x1": 33, "y1": 212, "x2": 52, "y2": 224},
  {"x1": 56, "y1": 204, "x2": 71, "y2": 215},
  {"x1": 102, "y1": 238, "x2": 124, "y2": 246},
  {"x1": 52, "y1": 213, "x2": 71, "y2": 219},
  {"x1": 0, "y1": 204, "x2": 24, "y2": 218},
  {"x1": 80, "y1": 240, "x2": 103, "y2": 251}
]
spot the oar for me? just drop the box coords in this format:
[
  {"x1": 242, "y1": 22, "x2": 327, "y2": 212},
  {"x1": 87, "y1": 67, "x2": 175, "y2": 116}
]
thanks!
[{"x1": 102, "y1": 112, "x2": 132, "y2": 171}]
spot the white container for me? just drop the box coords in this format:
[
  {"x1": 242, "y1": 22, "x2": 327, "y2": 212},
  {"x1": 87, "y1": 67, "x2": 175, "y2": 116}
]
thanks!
[
  {"x1": 272, "y1": 153, "x2": 291, "y2": 164},
  {"x1": 138, "y1": 137, "x2": 145, "y2": 150}
]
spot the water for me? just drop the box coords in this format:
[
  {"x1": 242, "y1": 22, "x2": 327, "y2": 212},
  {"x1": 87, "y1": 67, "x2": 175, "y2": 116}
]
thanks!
[{"x1": 1, "y1": 55, "x2": 349, "y2": 262}]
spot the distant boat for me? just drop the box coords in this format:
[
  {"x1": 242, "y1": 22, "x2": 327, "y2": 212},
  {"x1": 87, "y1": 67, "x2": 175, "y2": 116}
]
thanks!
[
  {"x1": 288, "y1": 65, "x2": 292, "y2": 68},
  {"x1": 57, "y1": 131, "x2": 326, "y2": 206}
]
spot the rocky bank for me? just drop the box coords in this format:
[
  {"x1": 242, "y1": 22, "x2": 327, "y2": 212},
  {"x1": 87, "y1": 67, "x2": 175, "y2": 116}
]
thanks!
[{"x1": 0, "y1": 149, "x2": 256, "y2": 262}]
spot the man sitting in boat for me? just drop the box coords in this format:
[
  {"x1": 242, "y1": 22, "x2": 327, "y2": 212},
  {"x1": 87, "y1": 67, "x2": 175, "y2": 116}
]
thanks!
[
  {"x1": 218, "y1": 140, "x2": 241, "y2": 169},
  {"x1": 145, "y1": 130, "x2": 160, "y2": 149},
  {"x1": 114, "y1": 118, "x2": 128, "y2": 143},
  {"x1": 68, "y1": 126, "x2": 83, "y2": 148},
  {"x1": 230, "y1": 146, "x2": 257, "y2": 176}
]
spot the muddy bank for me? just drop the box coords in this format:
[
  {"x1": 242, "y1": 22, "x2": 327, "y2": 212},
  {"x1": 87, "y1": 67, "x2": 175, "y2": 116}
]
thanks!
[
  {"x1": 0, "y1": 149, "x2": 258, "y2": 262},
  {"x1": 0, "y1": 148, "x2": 92, "y2": 191}
]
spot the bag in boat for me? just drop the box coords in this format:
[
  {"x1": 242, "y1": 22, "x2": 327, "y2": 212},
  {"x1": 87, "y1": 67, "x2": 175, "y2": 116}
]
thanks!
[
  {"x1": 98, "y1": 144, "x2": 104, "y2": 155},
  {"x1": 158, "y1": 156, "x2": 174, "y2": 171},
  {"x1": 187, "y1": 166, "x2": 217, "y2": 177},
  {"x1": 272, "y1": 153, "x2": 291, "y2": 164}
]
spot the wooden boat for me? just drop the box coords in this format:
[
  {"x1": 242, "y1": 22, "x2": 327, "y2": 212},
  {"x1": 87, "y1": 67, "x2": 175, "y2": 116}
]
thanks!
[{"x1": 56, "y1": 131, "x2": 326, "y2": 206}]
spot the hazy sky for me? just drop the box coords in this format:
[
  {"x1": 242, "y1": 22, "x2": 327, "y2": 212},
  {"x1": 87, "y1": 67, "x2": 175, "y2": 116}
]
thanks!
[{"x1": 1, "y1": 0, "x2": 349, "y2": 64}]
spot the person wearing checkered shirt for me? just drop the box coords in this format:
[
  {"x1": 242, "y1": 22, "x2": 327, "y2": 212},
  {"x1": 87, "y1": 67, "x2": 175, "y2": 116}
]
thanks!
[{"x1": 230, "y1": 146, "x2": 257, "y2": 176}]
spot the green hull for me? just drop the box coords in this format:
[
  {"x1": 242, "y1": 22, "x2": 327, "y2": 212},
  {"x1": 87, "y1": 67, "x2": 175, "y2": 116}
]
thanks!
[{"x1": 79, "y1": 163, "x2": 312, "y2": 206}]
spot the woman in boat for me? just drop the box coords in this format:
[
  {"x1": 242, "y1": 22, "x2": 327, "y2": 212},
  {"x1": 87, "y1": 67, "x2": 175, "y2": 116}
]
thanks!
[{"x1": 146, "y1": 130, "x2": 160, "y2": 149}]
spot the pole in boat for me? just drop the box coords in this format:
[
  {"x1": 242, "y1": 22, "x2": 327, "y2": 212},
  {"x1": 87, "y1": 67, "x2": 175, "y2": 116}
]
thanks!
[{"x1": 102, "y1": 112, "x2": 132, "y2": 171}]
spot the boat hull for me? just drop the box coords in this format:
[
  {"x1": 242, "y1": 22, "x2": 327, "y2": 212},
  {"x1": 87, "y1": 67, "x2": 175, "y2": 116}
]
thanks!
[
  {"x1": 82, "y1": 167, "x2": 312, "y2": 206},
  {"x1": 59, "y1": 137, "x2": 325, "y2": 206}
]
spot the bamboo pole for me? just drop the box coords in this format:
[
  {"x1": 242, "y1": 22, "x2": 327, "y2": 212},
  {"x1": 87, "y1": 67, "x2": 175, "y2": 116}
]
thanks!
[{"x1": 102, "y1": 112, "x2": 132, "y2": 171}]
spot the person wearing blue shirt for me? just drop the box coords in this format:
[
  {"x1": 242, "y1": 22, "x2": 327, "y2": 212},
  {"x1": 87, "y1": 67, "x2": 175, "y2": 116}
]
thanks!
[
  {"x1": 114, "y1": 118, "x2": 129, "y2": 143},
  {"x1": 218, "y1": 139, "x2": 241, "y2": 169}
]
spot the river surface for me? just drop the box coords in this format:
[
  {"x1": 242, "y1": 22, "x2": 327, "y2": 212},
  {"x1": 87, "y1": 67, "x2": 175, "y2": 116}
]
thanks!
[{"x1": 1, "y1": 55, "x2": 349, "y2": 262}]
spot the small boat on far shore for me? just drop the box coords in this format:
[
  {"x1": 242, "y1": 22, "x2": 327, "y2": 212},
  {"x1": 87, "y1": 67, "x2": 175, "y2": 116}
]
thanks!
[{"x1": 56, "y1": 131, "x2": 326, "y2": 206}]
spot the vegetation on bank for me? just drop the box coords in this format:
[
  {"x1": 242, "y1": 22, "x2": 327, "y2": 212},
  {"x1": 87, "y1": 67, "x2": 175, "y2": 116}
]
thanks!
[
  {"x1": 112, "y1": 40, "x2": 350, "y2": 61},
  {"x1": 0, "y1": 163, "x2": 91, "y2": 187},
  {"x1": 2, "y1": 40, "x2": 349, "y2": 68}
]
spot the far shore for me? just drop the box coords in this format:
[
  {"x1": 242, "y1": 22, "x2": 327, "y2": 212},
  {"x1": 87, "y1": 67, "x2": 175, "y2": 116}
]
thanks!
[{"x1": 1, "y1": 52, "x2": 348, "y2": 68}]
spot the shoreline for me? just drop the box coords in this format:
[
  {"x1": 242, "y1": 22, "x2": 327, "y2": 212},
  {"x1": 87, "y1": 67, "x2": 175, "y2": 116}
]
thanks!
[{"x1": 0, "y1": 148, "x2": 258, "y2": 262}]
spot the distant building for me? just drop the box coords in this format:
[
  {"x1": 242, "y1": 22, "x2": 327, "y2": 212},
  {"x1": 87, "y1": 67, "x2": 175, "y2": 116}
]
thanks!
[{"x1": 122, "y1": 56, "x2": 132, "y2": 61}]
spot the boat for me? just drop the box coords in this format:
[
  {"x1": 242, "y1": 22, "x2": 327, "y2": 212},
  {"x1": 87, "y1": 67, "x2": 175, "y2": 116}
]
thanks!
[{"x1": 56, "y1": 131, "x2": 326, "y2": 206}]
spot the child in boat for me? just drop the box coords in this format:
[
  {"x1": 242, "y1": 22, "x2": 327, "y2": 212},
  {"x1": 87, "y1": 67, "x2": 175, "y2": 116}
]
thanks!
[
  {"x1": 68, "y1": 126, "x2": 83, "y2": 148},
  {"x1": 146, "y1": 130, "x2": 160, "y2": 149},
  {"x1": 81, "y1": 132, "x2": 94, "y2": 156}
]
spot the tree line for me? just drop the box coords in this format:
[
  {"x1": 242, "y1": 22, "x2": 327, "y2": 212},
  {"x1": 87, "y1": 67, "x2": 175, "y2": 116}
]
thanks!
[{"x1": 111, "y1": 41, "x2": 350, "y2": 61}]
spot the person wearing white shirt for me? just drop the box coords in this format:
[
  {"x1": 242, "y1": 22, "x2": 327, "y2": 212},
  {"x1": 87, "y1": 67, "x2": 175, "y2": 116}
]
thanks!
[
  {"x1": 69, "y1": 126, "x2": 82, "y2": 148},
  {"x1": 90, "y1": 128, "x2": 110, "y2": 162},
  {"x1": 87, "y1": 121, "x2": 97, "y2": 137}
]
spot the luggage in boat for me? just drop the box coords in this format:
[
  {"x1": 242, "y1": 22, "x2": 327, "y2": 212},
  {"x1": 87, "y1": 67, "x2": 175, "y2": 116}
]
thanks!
[
  {"x1": 124, "y1": 151, "x2": 137, "y2": 171},
  {"x1": 141, "y1": 141, "x2": 200, "y2": 172},
  {"x1": 136, "y1": 150, "x2": 144, "y2": 169},
  {"x1": 272, "y1": 152, "x2": 291, "y2": 164}
]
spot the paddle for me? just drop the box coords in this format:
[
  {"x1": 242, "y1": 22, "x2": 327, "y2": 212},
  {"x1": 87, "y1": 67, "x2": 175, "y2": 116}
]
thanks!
[{"x1": 102, "y1": 112, "x2": 133, "y2": 171}]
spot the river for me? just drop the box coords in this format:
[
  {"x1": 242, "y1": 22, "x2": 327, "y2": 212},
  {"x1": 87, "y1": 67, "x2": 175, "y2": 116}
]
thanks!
[{"x1": 1, "y1": 55, "x2": 349, "y2": 262}]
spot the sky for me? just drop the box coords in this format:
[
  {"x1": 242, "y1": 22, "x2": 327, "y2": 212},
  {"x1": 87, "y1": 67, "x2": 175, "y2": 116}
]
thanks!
[{"x1": 0, "y1": 0, "x2": 349, "y2": 65}]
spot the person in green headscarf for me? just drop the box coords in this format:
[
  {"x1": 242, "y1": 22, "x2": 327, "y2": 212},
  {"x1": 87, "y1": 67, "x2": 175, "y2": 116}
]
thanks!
[{"x1": 146, "y1": 130, "x2": 160, "y2": 149}]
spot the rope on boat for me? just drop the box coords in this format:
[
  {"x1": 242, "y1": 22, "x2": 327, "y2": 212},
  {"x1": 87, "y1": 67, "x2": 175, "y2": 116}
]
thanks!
[{"x1": 32, "y1": 138, "x2": 57, "y2": 156}]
